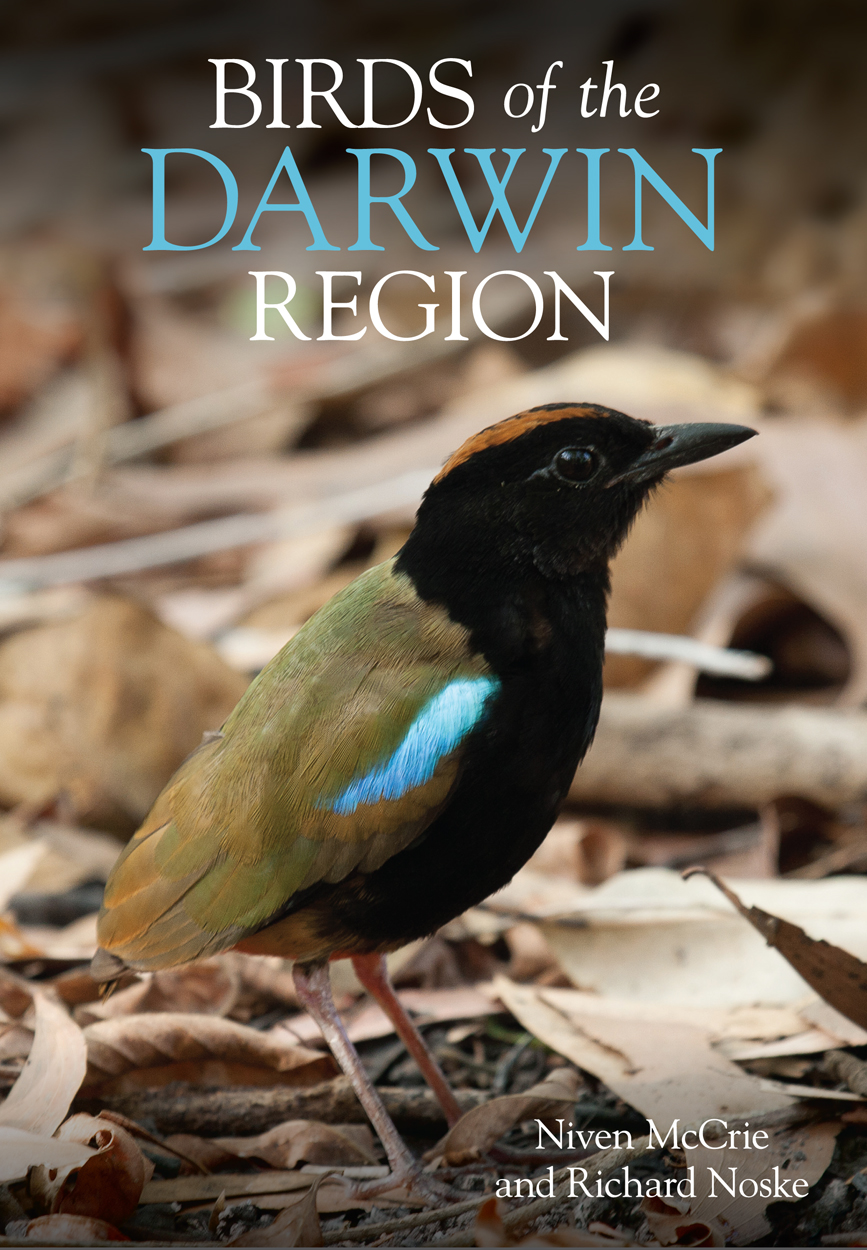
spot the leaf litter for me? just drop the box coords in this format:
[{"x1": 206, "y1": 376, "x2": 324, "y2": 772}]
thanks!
[{"x1": 1, "y1": 22, "x2": 867, "y2": 1241}]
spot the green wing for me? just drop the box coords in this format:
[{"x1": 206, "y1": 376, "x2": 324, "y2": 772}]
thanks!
[{"x1": 97, "y1": 560, "x2": 495, "y2": 970}]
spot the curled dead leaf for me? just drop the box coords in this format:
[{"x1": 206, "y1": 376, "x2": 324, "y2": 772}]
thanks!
[
  {"x1": 216, "y1": 1120, "x2": 377, "y2": 1169},
  {"x1": 430, "y1": 1066, "x2": 580, "y2": 1166},
  {"x1": 81, "y1": 1012, "x2": 336, "y2": 1094},
  {"x1": 16, "y1": 1212, "x2": 130, "y2": 1241},
  {"x1": 687, "y1": 869, "x2": 867, "y2": 1031},
  {"x1": 0, "y1": 1127, "x2": 95, "y2": 1184},
  {"x1": 31, "y1": 1113, "x2": 153, "y2": 1225},
  {"x1": 0, "y1": 992, "x2": 86, "y2": 1137},
  {"x1": 229, "y1": 1171, "x2": 327, "y2": 1246},
  {"x1": 640, "y1": 1195, "x2": 725, "y2": 1247},
  {"x1": 95, "y1": 1110, "x2": 210, "y2": 1175}
]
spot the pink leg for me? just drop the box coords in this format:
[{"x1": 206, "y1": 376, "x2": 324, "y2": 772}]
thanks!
[
  {"x1": 351, "y1": 952, "x2": 463, "y2": 1128},
  {"x1": 292, "y1": 962, "x2": 452, "y2": 1203}
]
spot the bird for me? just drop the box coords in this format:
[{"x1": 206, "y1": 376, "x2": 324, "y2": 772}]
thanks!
[{"x1": 93, "y1": 403, "x2": 755, "y2": 1201}]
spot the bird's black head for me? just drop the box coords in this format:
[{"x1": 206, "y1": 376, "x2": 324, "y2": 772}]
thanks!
[
  {"x1": 404, "y1": 403, "x2": 756, "y2": 583},
  {"x1": 397, "y1": 402, "x2": 759, "y2": 645}
]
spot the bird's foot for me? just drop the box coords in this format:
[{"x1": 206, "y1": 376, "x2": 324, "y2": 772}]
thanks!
[{"x1": 348, "y1": 1163, "x2": 461, "y2": 1206}]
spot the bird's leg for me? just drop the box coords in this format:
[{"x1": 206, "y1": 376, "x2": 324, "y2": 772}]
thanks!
[
  {"x1": 292, "y1": 961, "x2": 453, "y2": 1203},
  {"x1": 351, "y1": 952, "x2": 463, "y2": 1128}
]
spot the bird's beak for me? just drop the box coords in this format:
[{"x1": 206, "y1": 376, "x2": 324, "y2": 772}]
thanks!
[{"x1": 609, "y1": 422, "x2": 757, "y2": 486}]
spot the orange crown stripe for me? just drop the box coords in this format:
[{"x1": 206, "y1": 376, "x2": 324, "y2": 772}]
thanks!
[{"x1": 433, "y1": 404, "x2": 600, "y2": 483}]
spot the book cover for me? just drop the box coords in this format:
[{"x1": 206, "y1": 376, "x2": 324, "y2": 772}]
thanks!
[{"x1": 0, "y1": 2, "x2": 863, "y2": 1245}]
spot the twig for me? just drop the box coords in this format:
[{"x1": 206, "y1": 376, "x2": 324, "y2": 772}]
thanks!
[
  {"x1": 788, "y1": 839, "x2": 867, "y2": 880},
  {"x1": 605, "y1": 628, "x2": 771, "y2": 680},
  {"x1": 571, "y1": 691, "x2": 867, "y2": 809},
  {"x1": 96, "y1": 1108, "x2": 210, "y2": 1174},
  {"x1": 0, "y1": 328, "x2": 475, "y2": 516},
  {"x1": 823, "y1": 1050, "x2": 867, "y2": 1097},
  {"x1": 0, "y1": 470, "x2": 435, "y2": 590},
  {"x1": 0, "y1": 383, "x2": 273, "y2": 513},
  {"x1": 90, "y1": 1077, "x2": 490, "y2": 1137}
]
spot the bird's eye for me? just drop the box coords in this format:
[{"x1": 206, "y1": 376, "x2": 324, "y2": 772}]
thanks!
[{"x1": 553, "y1": 447, "x2": 598, "y2": 483}]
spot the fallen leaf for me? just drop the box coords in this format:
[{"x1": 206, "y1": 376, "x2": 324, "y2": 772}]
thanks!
[
  {"x1": 17, "y1": 1212, "x2": 130, "y2": 1241},
  {"x1": 0, "y1": 992, "x2": 86, "y2": 1135},
  {"x1": 31, "y1": 1113, "x2": 153, "y2": 1225},
  {"x1": 800, "y1": 999, "x2": 867, "y2": 1046},
  {"x1": 500, "y1": 867, "x2": 867, "y2": 1009},
  {"x1": 0, "y1": 595, "x2": 247, "y2": 828},
  {"x1": 0, "y1": 842, "x2": 50, "y2": 912},
  {"x1": 95, "y1": 1109, "x2": 209, "y2": 1175},
  {"x1": 495, "y1": 980, "x2": 794, "y2": 1125},
  {"x1": 81, "y1": 1012, "x2": 336, "y2": 1094},
  {"x1": 748, "y1": 418, "x2": 867, "y2": 704},
  {"x1": 279, "y1": 983, "x2": 495, "y2": 1047},
  {"x1": 141, "y1": 1170, "x2": 313, "y2": 1205},
  {"x1": 690, "y1": 871, "x2": 867, "y2": 1032},
  {"x1": 430, "y1": 1066, "x2": 580, "y2": 1166},
  {"x1": 216, "y1": 1120, "x2": 377, "y2": 1168},
  {"x1": 78, "y1": 958, "x2": 241, "y2": 1024},
  {"x1": 229, "y1": 1172, "x2": 327, "y2": 1247},
  {"x1": 163, "y1": 1132, "x2": 240, "y2": 1174},
  {"x1": 0, "y1": 966, "x2": 35, "y2": 1018},
  {"x1": 684, "y1": 1119, "x2": 840, "y2": 1246},
  {"x1": 640, "y1": 1195, "x2": 725, "y2": 1247},
  {"x1": 0, "y1": 1128, "x2": 95, "y2": 1183},
  {"x1": 142, "y1": 1167, "x2": 416, "y2": 1213}
]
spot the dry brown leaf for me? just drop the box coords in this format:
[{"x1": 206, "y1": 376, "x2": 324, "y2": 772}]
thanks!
[
  {"x1": 684, "y1": 1119, "x2": 840, "y2": 1246},
  {"x1": 0, "y1": 965, "x2": 35, "y2": 1018},
  {"x1": 163, "y1": 1132, "x2": 239, "y2": 1174},
  {"x1": 429, "y1": 1066, "x2": 580, "y2": 1166},
  {"x1": 640, "y1": 1195, "x2": 725, "y2": 1248},
  {"x1": 690, "y1": 871, "x2": 867, "y2": 1032},
  {"x1": 78, "y1": 958, "x2": 241, "y2": 1024},
  {"x1": 279, "y1": 983, "x2": 495, "y2": 1047},
  {"x1": 0, "y1": 1128, "x2": 95, "y2": 1184},
  {"x1": 141, "y1": 1170, "x2": 314, "y2": 1204},
  {"x1": 50, "y1": 967, "x2": 103, "y2": 1009},
  {"x1": 16, "y1": 1212, "x2": 130, "y2": 1242},
  {"x1": 0, "y1": 992, "x2": 86, "y2": 1136},
  {"x1": 229, "y1": 1172, "x2": 327, "y2": 1247},
  {"x1": 31, "y1": 1113, "x2": 153, "y2": 1225},
  {"x1": 513, "y1": 868, "x2": 867, "y2": 1010},
  {"x1": 474, "y1": 1197, "x2": 637, "y2": 1246},
  {"x1": 216, "y1": 1120, "x2": 377, "y2": 1168},
  {"x1": 496, "y1": 980, "x2": 794, "y2": 1125},
  {"x1": 0, "y1": 596, "x2": 247, "y2": 828},
  {"x1": 81, "y1": 1012, "x2": 336, "y2": 1094}
]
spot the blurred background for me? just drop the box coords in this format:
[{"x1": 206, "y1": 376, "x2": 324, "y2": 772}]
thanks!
[
  {"x1": 0, "y1": 4, "x2": 864, "y2": 1242},
  {"x1": 0, "y1": 0, "x2": 862, "y2": 992}
]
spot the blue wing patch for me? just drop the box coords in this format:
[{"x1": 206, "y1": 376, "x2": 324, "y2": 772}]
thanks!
[{"x1": 324, "y1": 677, "x2": 500, "y2": 816}]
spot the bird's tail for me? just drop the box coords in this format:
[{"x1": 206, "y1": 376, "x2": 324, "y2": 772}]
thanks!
[{"x1": 91, "y1": 947, "x2": 133, "y2": 1000}]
